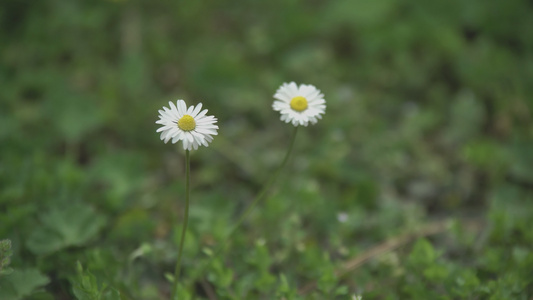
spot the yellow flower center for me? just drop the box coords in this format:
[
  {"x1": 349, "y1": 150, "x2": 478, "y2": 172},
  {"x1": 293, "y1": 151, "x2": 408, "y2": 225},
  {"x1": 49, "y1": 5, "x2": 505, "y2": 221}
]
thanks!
[
  {"x1": 290, "y1": 96, "x2": 308, "y2": 112},
  {"x1": 177, "y1": 115, "x2": 196, "y2": 131}
]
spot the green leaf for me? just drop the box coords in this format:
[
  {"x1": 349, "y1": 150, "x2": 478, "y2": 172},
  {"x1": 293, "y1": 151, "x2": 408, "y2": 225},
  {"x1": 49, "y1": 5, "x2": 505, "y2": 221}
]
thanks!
[
  {"x1": 408, "y1": 239, "x2": 438, "y2": 266},
  {"x1": 0, "y1": 280, "x2": 18, "y2": 300},
  {"x1": 423, "y1": 264, "x2": 449, "y2": 282},
  {"x1": 335, "y1": 285, "x2": 349, "y2": 295},
  {"x1": 72, "y1": 262, "x2": 120, "y2": 300},
  {"x1": 278, "y1": 274, "x2": 291, "y2": 294},
  {"x1": 453, "y1": 269, "x2": 480, "y2": 297},
  {"x1": 317, "y1": 264, "x2": 337, "y2": 294},
  {"x1": 0, "y1": 268, "x2": 50, "y2": 300},
  {"x1": 462, "y1": 139, "x2": 508, "y2": 173},
  {"x1": 276, "y1": 274, "x2": 298, "y2": 299},
  {"x1": 207, "y1": 259, "x2": 234, "y2": 289},
  {"x1": 52, "y1": 96, "x2": 103, "y2": 143},
  {"x1": 27, "y1": 203, "x2": 106, "y2": 255},
  {"x1": 0, "y1": 239, "x2": 13, "y2": 276},
  {"x1": 101, "y1": 288, "x2": 120, "y2": 300},
  {"x1": 174, "y1": 283, "x2": 192, "y2": 300}
]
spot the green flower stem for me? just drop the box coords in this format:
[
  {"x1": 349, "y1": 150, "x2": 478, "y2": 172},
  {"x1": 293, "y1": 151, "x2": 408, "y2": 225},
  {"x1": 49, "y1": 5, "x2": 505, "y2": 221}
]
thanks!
[
  {"x1": 203, "y1": 126, "x2": 299, "y2": 271},
  {"x1": 229, "y1": 126, "x2": 298, "y2": 238},
  {"x1": 172, "y1": 149, "x2": 190, "y2": 300}
]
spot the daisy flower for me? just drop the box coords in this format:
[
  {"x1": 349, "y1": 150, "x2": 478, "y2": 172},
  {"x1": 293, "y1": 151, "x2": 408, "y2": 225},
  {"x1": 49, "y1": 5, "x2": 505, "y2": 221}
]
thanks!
[
  {"x1": 156, "y1": 100, "x2": 218, "y2": 150},
  {"x1": 272, "y1": 82, "x2": 326, "y2": 126}
]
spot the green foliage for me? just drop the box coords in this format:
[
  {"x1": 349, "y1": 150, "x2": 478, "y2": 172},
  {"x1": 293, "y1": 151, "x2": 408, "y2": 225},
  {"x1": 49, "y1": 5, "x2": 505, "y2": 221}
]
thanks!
[
  {"x1": 276, "y1": 274, "x2": 301, "y2": 300},
  {"x1": 0, "y1": 240, "x2": 13, "y2": 276},
  {"x1": 1, "y1": 0, "x2": 533, "y2": 298},
  {"x1": 26, "y1": 203, "x2": 107, "y2": 255},
  {"x1": 71, "y1": 262, "x2": 120, "y2": 300},
  {"x1": 0, "y1": 268, "x2": 50, "y2": 300},
  {"x1": 245, "y1": 240, "x2": 276, "y2": 292}
]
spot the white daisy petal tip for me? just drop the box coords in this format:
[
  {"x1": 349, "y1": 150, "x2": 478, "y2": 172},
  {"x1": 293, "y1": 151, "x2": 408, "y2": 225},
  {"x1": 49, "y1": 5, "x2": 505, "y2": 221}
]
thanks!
[
  {"x1": 156, "y1": 100, "x2": 218, "y2": 151},
  {"x1": 273, "y1": 82, "x2": 326, "y2": 127}
]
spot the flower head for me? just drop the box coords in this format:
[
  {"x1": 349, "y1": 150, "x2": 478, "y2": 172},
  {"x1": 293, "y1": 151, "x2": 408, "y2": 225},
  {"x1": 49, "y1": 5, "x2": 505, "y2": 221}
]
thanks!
[
  {"x1": 272, "y1": 82, "x2": 326, "y2": 126},
  {"x1": 156, "y1": 100, "x2": 218, "y2": 150}
]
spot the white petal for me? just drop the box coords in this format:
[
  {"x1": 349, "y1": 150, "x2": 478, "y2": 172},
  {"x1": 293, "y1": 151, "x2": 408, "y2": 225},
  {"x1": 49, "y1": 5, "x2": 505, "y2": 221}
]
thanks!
[
  {"x1": 157, "y1": 100, "x2": 217, "y2": 149},
  {"x1": 185, "y1": 105, "x2": 194, "y2": 115},
  {"x1": 177, "y1": 100, "x2": 187, "y2": 115},
  {"x1": 168, "y1": 101, "x2": 177, "y2": 112},
  {"x1": 191, "y1": 103, "x2": 203, "y2": 118}
]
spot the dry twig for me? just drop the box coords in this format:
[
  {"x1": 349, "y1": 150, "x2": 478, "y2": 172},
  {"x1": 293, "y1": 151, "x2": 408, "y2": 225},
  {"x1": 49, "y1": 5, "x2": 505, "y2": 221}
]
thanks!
[{"x1": 298, "y1": 219, "x2": 482, "y2": 295}]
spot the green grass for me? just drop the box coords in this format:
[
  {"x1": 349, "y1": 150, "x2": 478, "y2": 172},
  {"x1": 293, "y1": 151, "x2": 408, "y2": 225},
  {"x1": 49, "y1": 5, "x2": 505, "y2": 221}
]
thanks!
[{"x1": 1, "y1": 0, "x2": 533, "y2": 299}]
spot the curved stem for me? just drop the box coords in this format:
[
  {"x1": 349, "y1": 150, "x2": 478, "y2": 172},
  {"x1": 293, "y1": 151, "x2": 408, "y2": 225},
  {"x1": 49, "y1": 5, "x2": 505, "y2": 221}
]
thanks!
[
  {"x1": 202, "y1": 126, "x2": 299, "y2": 271},
  {"x1": 228, "y1": 126, "x2": 298, "y2": 238},
  {"x1": 172, "y1": 150, "x2": 190, "y2": 300}
]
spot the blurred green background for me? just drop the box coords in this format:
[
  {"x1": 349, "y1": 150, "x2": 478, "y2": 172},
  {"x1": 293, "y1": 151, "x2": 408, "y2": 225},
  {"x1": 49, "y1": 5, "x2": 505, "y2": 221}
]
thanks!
[{"x1": 1, "y1": 0, "x2": 533, "y2": 299}]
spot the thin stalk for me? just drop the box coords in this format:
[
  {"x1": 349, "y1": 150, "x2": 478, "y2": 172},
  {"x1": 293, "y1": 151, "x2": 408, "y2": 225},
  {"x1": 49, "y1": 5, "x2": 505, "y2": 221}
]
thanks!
[
  {"x1": 172, "y1": 150, "x2": 190, "y2": 300},
  {"x1": 228, "y1": 126, "x2": 298, "y2": 239},
  {"x1": 202, "y1": 126, "x2": 299, "y2": 271}
]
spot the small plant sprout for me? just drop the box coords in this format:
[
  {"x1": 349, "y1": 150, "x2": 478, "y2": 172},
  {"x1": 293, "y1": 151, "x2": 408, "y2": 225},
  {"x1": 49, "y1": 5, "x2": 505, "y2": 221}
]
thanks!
[
  {"x1": 156, "y1": 100, "x2": 218, "y2": 300},
  {"x1": 272, "y1": 82, "x2": 326, "y2": 127}
]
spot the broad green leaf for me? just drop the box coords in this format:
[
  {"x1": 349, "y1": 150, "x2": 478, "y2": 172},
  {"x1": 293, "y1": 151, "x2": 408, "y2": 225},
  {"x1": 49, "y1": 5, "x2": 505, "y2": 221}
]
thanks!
[
  {"x1": 0, "y1": 268, "x2": 49, "y2": 300},
  {"x1": 27, "y1": 203, "x2": 106, "y2": 255},
  {"x1": 408, "y1": 239, "x2": 438, "y2": 266}
]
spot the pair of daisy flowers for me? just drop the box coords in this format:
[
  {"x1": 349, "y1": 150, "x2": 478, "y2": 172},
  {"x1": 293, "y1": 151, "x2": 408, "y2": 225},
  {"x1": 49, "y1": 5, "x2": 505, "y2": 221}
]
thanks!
[{"x1": 156, "y1": 82, "x2": 327, "y2": 150}]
